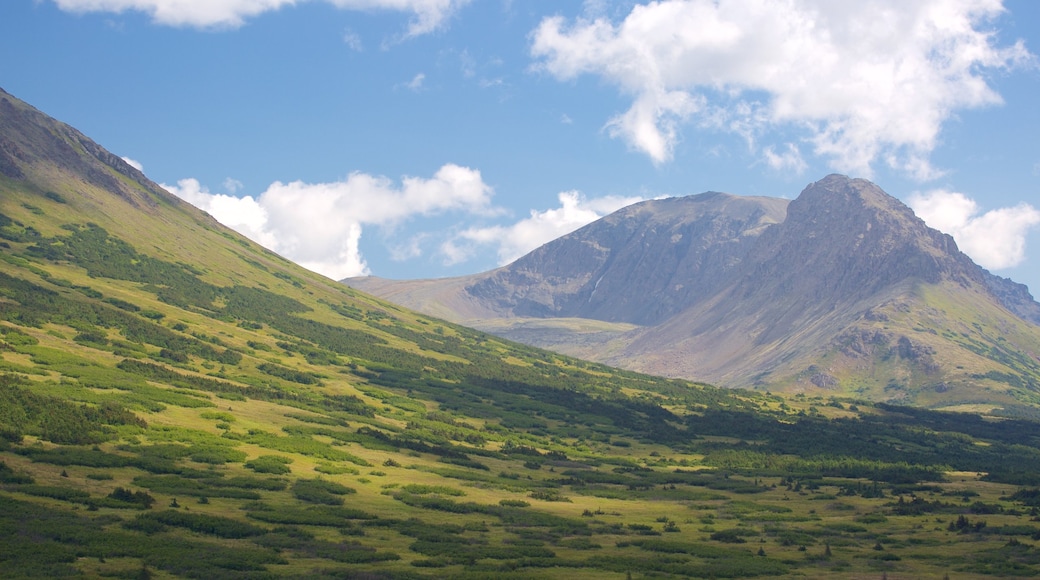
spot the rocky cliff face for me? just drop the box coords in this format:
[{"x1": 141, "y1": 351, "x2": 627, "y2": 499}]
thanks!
[
  {"x1": 347, "y1": 175, "x2": 1040, "y2": 410},
  {"x1": 984, "y1": 273, "x2": 1040, "y2": 325},
  {"x1": 738, "y1": 175, "x2": 981, "y2": 300}
]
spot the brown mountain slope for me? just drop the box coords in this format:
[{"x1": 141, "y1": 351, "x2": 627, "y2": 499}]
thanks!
[{"x1": 347, "y1": 175, "x2": 1040, "y2": 411}]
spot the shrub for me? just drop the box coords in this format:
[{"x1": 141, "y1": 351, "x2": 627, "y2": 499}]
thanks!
[
  {"x1": 129, "y1": 510, "x2": 266, "y2": 538},
  {"x1": 710, "y1": 529, "x2": 751, "y2": 543},
  {"x1": 104, "y1": 487, "x2": 155, "y2": 509},
  {"x1": 245, "y1": 455, "x2": 293, "y2": 475},
  {"x1": 529, "y1": 489, "x2": 571, "y2": 502},
  {"x1": 292, "y1": 478, "x2": 356, "y2": 505}
]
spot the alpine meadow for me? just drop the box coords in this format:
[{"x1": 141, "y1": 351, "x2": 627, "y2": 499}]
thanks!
[{"x1": 6, "y1": 85, "x2": 1040, "y2": 580}]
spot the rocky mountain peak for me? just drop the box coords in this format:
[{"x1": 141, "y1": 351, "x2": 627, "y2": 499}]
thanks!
[{"x1": 740, "y1": 175, "x2": 982, "y2": 305}]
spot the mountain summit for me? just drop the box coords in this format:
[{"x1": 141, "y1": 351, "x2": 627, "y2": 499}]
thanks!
[{"x1": 348, "y1": 175, "x2": 1040, "y2": 411}]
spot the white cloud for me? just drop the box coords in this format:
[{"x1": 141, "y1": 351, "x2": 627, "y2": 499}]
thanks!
[
  {"x1": 908, "y1": 189, "x2": 1040, "y2": 270},
  {"x1": 51, "y1": 0, "x2": 470, "y2": 35},
  {"x1": 404, "y1": 72, "x2": 426, "y2": 91},
  {"x1": 223, "y1": 177, "x2": 243, "y2": 194},
  {"x1": 605, "y1": 90, "x2": 703, "y2": 165},
  {"x1": 120, "y1": 156, "x2": 143, "y2": 171},
  {"x1": 458, "y1": 49, "x2": 476, "y2": 78},
  {"x1": 328, "y1": 0, "x2": 471, "y2": 37},
  {"x1": 163, "y1": 178, "x2": 278, "y2": 248},
  {"x1": 342, "y1": 29, "x2": 363, "y2": 50},
  {"x1": 531, "y1": 0, "x2": 1032, "y2": 175},
  {"x1": 762, "y1": 143, "x2": 807, "y2": 173},
  {"x1": 451, "y1": 190, "x2": 644, "y2": 266},
  {"x1": 164, "y1": 164, "x2": 494, "y2": 279},
  {"x1": 53, "y1": 0, "x2": 299, "y2": 28}
]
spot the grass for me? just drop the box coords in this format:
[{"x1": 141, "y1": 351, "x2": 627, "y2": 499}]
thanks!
[{"x1": 4, "y1": 390, "x2": 1039, "y2": 578}]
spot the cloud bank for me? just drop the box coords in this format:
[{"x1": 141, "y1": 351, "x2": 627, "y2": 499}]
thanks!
[
  {"x1": 51, "y1": 0, "x2": 470, "y2": 34},
  {"x1": 167, "y1": 172, "x2": 642, "y2": 279},
  {"x1": 164, "y1": 164, "x2": 495, "y2": 279},
  {"x1": 908, "y1": 190, "x2": 1040, "y2": 270},
  {"x1": 531, "y1": 0, "x2": 1032, "y2": 177}
]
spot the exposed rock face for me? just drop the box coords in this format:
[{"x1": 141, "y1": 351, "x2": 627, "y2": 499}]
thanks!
[
  {"x1": 347, "y1": 175, "x2": 1040, "y2": 406},
  {"x1": 738, "y1": 175, "x2": 981, "y2": 299},
  {"x1": 984, "y1": 274, "x2": 1040, "y2": 325}
]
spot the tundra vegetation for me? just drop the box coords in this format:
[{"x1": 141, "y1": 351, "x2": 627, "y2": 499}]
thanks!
[{"x1": 4, "y1": 198, "x2": 1040, "y2": 579}]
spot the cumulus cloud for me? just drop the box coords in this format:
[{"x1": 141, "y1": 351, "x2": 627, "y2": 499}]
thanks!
[
  {"x1": 51, "y1": 0, "x2": 470, "y2": 34},
  {"x1": 448, "y1": 190, "x2": 644, "y2": 266},
  {"x1": 164, "y1": 164, "x2": 494, "y2": 279},
  {"x1": 908, "y1": 189, "x2": 1040, "y2": 270},
  {"x1": 531, "y1": 0, "x2": 1032, "y2": 176}
]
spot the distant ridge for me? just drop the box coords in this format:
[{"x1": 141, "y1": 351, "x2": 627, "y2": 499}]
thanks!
[{"x1": 348, "y1": 175, "x2": 1040, "y2": 411}]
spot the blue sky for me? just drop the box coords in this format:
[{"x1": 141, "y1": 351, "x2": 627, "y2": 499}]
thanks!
[{"x1": 3, "y1": 0, "x2": 1040, "y2": 296}]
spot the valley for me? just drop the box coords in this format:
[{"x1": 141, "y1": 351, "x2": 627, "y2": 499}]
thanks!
[{"x1": 3, "y1": 87, "x2": 1040, "y2": 578}]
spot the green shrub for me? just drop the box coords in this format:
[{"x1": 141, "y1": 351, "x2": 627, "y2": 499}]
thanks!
[
  {"x1": 0, "y1": 461, "x2": 33, "y2": 484},
  {"x1": 245, "y1": 455, "x2": 293, "y2": 474},
  {"x1": 291, "y1": 478, "x2": 356, "y2": 505},
  {"x1": 17, "y1": 485, "x2": 91, "y2": 503},
  {"x1": 129, "y1": 510, "x2": 266, "y2": 538},
  {"x1": 401, "y1": 484, "x2": 466, "y2": 496},
  {"x1": 98, "y1": 487, "x2": 155, "y2": 509},
  {"x1": 710, "y1": 528, "x2": 752, "y2": 543}
]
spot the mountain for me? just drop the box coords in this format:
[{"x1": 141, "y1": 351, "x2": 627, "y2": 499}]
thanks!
[
  {"x1": 347, "y1": 175, "x2": 1040, "y2": 413},
  {"x1": 9, "y1": 86, "x2": 1040, "y2": 578}
]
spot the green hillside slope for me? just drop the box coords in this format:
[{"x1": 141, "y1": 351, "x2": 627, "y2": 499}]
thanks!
[{"x1": 4, "y1": 88, "x2": 1040, "y2": 578}]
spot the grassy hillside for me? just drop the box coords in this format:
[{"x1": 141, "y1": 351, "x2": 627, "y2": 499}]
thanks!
[{"x1": 5, "y1": 94, "x2": 1040, "y2": 578}]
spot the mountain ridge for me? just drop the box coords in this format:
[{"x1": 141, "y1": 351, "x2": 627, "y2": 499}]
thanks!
[
  {"x1": 0, "y1": 87, "x2": 179, "y2": 212},
  {"x1": 348, "y1": 175, "x2": 1040, "y2": 410}
]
